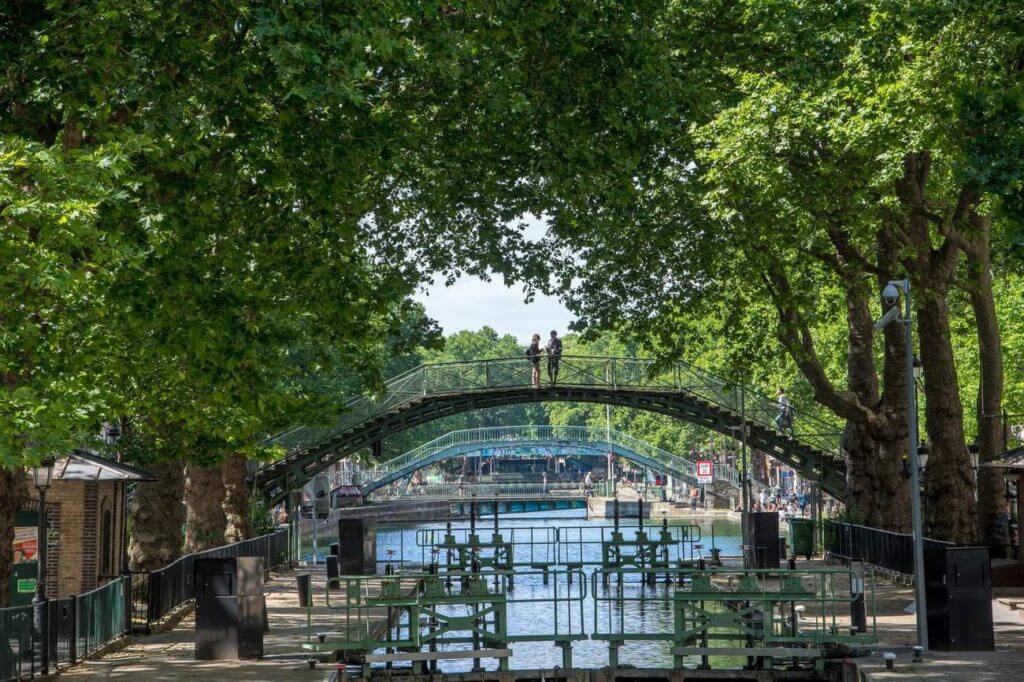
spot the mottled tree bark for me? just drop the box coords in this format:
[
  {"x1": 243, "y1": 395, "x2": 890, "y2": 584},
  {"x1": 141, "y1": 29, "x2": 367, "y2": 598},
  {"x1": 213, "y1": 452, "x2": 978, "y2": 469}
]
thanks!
[
  {"x1": 842, "y1": 274, "x2": 911, "y2": 530},
  {"x1": 918, "y1": 292, "x2": 977, "y2": 542},
  {"x1": 765, "y1": 231, "x2": 910, "y2": 530},
  {"x1": 894, "y1": 152, "x2": 977, "y2": 543},
  {"x1": 128, "y1": 461, "x2": 185, "y2": 571},
  {"x1": 751, "y1": 450, "x2": 768, "y2": 485},
  {"x1": 0, "y1": 469, "x2": 27, "y2": 606},
  {"x1": 184, "y1": 463, "x2": 227, "y2": 553},
  {"x1": 964, "y1": 213, "x2": 1006, "y2": 548},
  {"x1": 221, "y1": 453, "x2": 251, "y2": 544}
]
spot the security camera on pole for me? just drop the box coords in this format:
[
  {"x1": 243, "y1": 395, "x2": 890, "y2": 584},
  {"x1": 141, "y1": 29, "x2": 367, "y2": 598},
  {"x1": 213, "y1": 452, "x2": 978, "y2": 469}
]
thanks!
[{"x1": 874, "y1": 279, "x2": 928, "y2": 650}]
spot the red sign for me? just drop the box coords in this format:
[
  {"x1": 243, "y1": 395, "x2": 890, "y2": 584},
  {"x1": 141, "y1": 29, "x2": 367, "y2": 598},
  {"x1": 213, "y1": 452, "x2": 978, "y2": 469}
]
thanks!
[{"x1": 696, "y1": 460, "x2": 714, "y2": 485}]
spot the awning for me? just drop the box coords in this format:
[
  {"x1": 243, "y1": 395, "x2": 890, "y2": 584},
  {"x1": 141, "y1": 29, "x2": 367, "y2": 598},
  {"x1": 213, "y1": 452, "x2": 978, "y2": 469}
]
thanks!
[
  {"x1": 47, "y1": 449, "x2": 157, "y2": 482},
  {"x1": 981, "y1": 445, "x2": 1024, "y2": 470}
]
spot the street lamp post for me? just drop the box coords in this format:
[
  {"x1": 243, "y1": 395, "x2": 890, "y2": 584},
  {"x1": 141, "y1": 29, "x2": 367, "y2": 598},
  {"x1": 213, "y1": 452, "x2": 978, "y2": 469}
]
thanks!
[
  {"x1": 31, "y1": 457, "x2": 55, "y2": 674},
  {"x1": 876, "y1": 279, "x2": 929, "y2": 650}
]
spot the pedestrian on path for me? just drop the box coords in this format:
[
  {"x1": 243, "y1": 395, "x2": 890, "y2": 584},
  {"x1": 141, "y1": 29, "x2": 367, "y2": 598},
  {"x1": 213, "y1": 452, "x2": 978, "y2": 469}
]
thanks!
[{"x1": 774, "y1": 388, "x2": 793, "y2": 433}]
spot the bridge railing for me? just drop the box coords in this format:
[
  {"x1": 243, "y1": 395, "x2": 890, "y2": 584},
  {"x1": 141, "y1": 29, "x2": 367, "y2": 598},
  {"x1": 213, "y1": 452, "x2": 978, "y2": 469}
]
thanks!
[
  {"x1": 356, "y1": 424, "x2": 704, "y2": 490},
  {"x1": 263, "y1": 356, "x2": 843, "y2": 464},
  {"x1": 354, "y1": 424, "x2": 774, "y2": 504},
  {"x1": 374, "y1": 482, "x2": 583, "y2": 500}
]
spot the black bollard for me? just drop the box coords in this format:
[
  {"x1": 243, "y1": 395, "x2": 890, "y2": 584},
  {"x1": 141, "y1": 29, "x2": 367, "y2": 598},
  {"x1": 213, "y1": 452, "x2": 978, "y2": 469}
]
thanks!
[
  {"x1": 296, "y1": 573, "x2": 312, "y2": 607},
  {"x1": 326, "y1": 555, "x2": 340, "y2": 589}
]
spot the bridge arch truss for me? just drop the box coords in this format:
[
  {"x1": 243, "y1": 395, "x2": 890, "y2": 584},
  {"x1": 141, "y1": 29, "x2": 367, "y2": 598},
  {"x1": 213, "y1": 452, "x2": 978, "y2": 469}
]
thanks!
[{"x1": 254, "y1": 356, "x2": 846, "y2": 504}]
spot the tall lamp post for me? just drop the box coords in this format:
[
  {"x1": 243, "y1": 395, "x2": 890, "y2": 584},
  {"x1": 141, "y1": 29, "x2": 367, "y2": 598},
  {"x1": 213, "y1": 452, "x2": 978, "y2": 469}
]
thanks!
[
  {"x1": 31, "y1": 457, "x2": 56, "y2": 674},
  {"x1": 875, "y1": 279, "x2": 928, "y2": 650}
]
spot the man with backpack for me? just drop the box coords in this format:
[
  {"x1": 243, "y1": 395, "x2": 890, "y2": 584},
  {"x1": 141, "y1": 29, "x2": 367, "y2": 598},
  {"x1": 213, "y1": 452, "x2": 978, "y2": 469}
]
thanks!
[{"x1": 546, "y1": 330, "x2": 563, "y2": 386}]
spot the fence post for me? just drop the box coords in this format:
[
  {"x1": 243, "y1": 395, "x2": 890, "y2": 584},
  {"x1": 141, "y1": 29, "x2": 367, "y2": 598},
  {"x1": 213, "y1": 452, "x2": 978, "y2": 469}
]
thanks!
[
  {"x1": 122, "y1": 578, "x2": 131, "y2": 636},
  {"x1": 147, "y1": 571, "x2": 161, "y2": 628},
  {"x1": 850, "y1": 561, "x2": 867, "y2": 633},
  {"x1": 69, "y1": 595, "x2": 78, "y2": 665}
]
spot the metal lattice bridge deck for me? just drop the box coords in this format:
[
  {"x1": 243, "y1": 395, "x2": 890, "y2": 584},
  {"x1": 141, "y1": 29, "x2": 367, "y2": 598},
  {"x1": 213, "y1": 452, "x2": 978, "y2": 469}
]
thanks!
[{"x1": 253, "y1": 356, "x2": 846, "y2": 505}]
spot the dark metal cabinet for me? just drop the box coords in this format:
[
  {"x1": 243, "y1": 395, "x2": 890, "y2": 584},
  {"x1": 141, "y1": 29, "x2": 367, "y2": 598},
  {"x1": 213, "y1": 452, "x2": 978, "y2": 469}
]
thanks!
[
  {"x1": 925, "y1": 546, "x2": 994, "y2": 651},
  {"x1": 337, "y1": 519, "x2": 376, "y2": 574},
  {"x1": 742, "y1": 512, "x2": 780, "y2": 569},
  {"x1": 195, "y1": 556, "x2": 265, "y2": 659}
]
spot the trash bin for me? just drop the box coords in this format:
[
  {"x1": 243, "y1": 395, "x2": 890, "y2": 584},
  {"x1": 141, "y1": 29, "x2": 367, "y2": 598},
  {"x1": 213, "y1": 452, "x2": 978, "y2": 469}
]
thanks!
[
  {"x1": 296, "y1": 573, "x2": 312, "y2": 608},
  {"x1": 789, "y1": 518, "x2": 815, "y2": 560}
]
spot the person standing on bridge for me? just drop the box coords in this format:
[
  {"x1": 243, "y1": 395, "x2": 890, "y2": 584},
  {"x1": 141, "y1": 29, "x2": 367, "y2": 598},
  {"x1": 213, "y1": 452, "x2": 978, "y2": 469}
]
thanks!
[
  {"x1": 546, "y1": 330, "x2": 563, "y2": 386},
  {"x1": 526, "y1": 333, "x2": 542, "y2": 389}
]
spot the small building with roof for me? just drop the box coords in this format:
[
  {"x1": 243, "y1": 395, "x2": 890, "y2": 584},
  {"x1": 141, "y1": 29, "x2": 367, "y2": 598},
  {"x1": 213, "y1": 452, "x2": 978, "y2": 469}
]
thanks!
[{"x1": 13, "y1": 450, "x2": 155, "y2": 602}]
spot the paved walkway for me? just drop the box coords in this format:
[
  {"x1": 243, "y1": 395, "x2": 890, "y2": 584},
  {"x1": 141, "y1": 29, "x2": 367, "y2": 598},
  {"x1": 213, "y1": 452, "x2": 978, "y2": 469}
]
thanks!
[
  {"x1": 62, "y1": 568, "x2": 335, "y2": 681},
  {"x1": 852, "y1": 590, "x2": 1024, "y2": 680},
  {"x1": 59, "y1": 561, "x2": 1024, "y2": 680}
]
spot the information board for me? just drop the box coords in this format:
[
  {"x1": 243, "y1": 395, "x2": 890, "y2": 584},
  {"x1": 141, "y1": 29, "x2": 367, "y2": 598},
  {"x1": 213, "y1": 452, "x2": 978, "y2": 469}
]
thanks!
[{"x1": 696, "y1": 460, "x2": 714, "y2": 485}]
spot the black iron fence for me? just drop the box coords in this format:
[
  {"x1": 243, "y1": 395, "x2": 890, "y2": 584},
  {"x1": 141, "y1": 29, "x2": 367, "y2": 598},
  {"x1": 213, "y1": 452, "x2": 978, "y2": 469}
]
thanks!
[
  {"x1": 825, "y1": 521, "x2": 953, "y2": 575},
  {"x1": 1, "y1": 529, "x2": 288, "y2": 680},
  {"x1": 130, "y1": 529, "x2": 288, "y2": 632},
  {"x1": 0, "y1": 577, "x2": 127, "y2": 681}
]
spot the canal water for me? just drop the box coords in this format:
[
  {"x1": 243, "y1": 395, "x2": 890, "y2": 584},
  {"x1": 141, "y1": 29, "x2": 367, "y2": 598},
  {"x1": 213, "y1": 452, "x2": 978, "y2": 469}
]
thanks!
[{"x1": 306, "y1": 509, "x2": 753, "y2": 670}]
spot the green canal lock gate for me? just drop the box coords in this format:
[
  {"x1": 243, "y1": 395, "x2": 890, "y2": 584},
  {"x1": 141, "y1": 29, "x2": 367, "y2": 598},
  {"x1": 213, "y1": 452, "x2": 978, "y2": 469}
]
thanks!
[{"x1": 300, "y1": 523, "x2": 877, "y2": 676}]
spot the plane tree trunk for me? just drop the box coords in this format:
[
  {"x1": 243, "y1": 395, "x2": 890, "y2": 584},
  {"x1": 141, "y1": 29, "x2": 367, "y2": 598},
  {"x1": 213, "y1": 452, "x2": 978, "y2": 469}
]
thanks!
[
  {"x1": 917, "y1": 291, "x2": 977, "y2": 542},
  {"x1": 0, "y1": 470, "x2": 27, "y2": 606},
  {"x1": 184, "y1": 462, "x2": 227, "y2": 553},
  {"x1": 221, "y1": 453, "x2": 251, "y2": 544},
  {"x1": 128, "y1": 460, "x2": 185, "y2": 571},
  {"x1": 964, "y1": 212, "x2": 1006, "y2": 549},
  {"x1": 891, "y1": 153, "x2": 977, "y2": 542}
]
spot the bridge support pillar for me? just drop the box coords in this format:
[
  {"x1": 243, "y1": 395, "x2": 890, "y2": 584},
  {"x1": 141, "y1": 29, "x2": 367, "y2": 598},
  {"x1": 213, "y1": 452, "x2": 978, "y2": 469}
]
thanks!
[
  {"x1": 556, "y1": 640, "x2": 573, "y2": 669},
  {"x1": 371, "y1": 440, "x2": 383, "y2": 461},
  {"x1": 608, "y1": 639, "x2": 622, "y2": 668}
]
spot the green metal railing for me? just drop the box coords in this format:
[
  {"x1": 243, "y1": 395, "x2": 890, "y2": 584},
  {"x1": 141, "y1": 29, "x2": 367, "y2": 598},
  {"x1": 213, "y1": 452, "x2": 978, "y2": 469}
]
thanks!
[
  {"x1": 304, "y1": 569, "x2": 587, "y2": 670},
  {"x1": 356, "y1": 425, "x2": 770, "y2": 500},
  {"x1": 590, "y1": 566, "x2": 876, "y2": 671},
  {"x1": 264, "y1": 355, "x2": 843, "y2": 465},
  {"x1": 0, "y1": 604, "x2": 34, "y2": 680},
  {"x1": 302, "y1": 565, "x2": 873, "y2": 672},
  {"x1": 0, "y1": 578, "x2": 128, "y2": 682},
  {"x1": 375, "y1": 481, "x2": 584, "y2": 500},
  {"x1": 77, "y1": 578, "x2": 127, "y2": 660},
  {"x1": 357, "y1": 425, "x2": 701, "y2": 489}
]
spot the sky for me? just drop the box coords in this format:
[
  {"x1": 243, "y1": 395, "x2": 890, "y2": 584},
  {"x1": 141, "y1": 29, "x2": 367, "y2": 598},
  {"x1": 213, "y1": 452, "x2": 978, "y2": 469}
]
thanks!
[
  {"x1": 413, "y1": 215, "x2": 576, "y2": 342},
  {"x1": 415, "y1": 272, "x2": 575, "y2": 343}
]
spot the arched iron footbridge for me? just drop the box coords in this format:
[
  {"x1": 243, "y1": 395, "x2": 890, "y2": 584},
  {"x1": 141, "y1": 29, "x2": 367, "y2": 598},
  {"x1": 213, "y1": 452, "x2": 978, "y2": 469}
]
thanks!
[
  {"x1": 253, "y1": 356, "x2": 846, "y2": 504},
  {"x1": 354, "y1": 425, "x2": 763, "y2": 499}
]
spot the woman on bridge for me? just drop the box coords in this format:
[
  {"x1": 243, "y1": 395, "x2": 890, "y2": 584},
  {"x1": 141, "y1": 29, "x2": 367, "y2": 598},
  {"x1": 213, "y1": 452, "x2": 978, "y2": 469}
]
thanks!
[{"x1": 526, "y1": 333, "x2": 542, "y2": 388}]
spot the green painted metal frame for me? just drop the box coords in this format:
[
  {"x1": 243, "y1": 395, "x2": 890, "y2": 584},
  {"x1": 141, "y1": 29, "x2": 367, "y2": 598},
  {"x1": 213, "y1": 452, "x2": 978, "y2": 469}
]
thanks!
[
  {"x1": 591, "y1": 566, "x2": 876, "y2": 671},
  {"x1": 304, "y1": 565, "x2": 871, "y2": 672},
  {"x1": 304, "y1": 569, "x2": 587, "y2": 670},
  {"x1": 254, "y1": 356, "x2": 846, "y2": 505}
]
